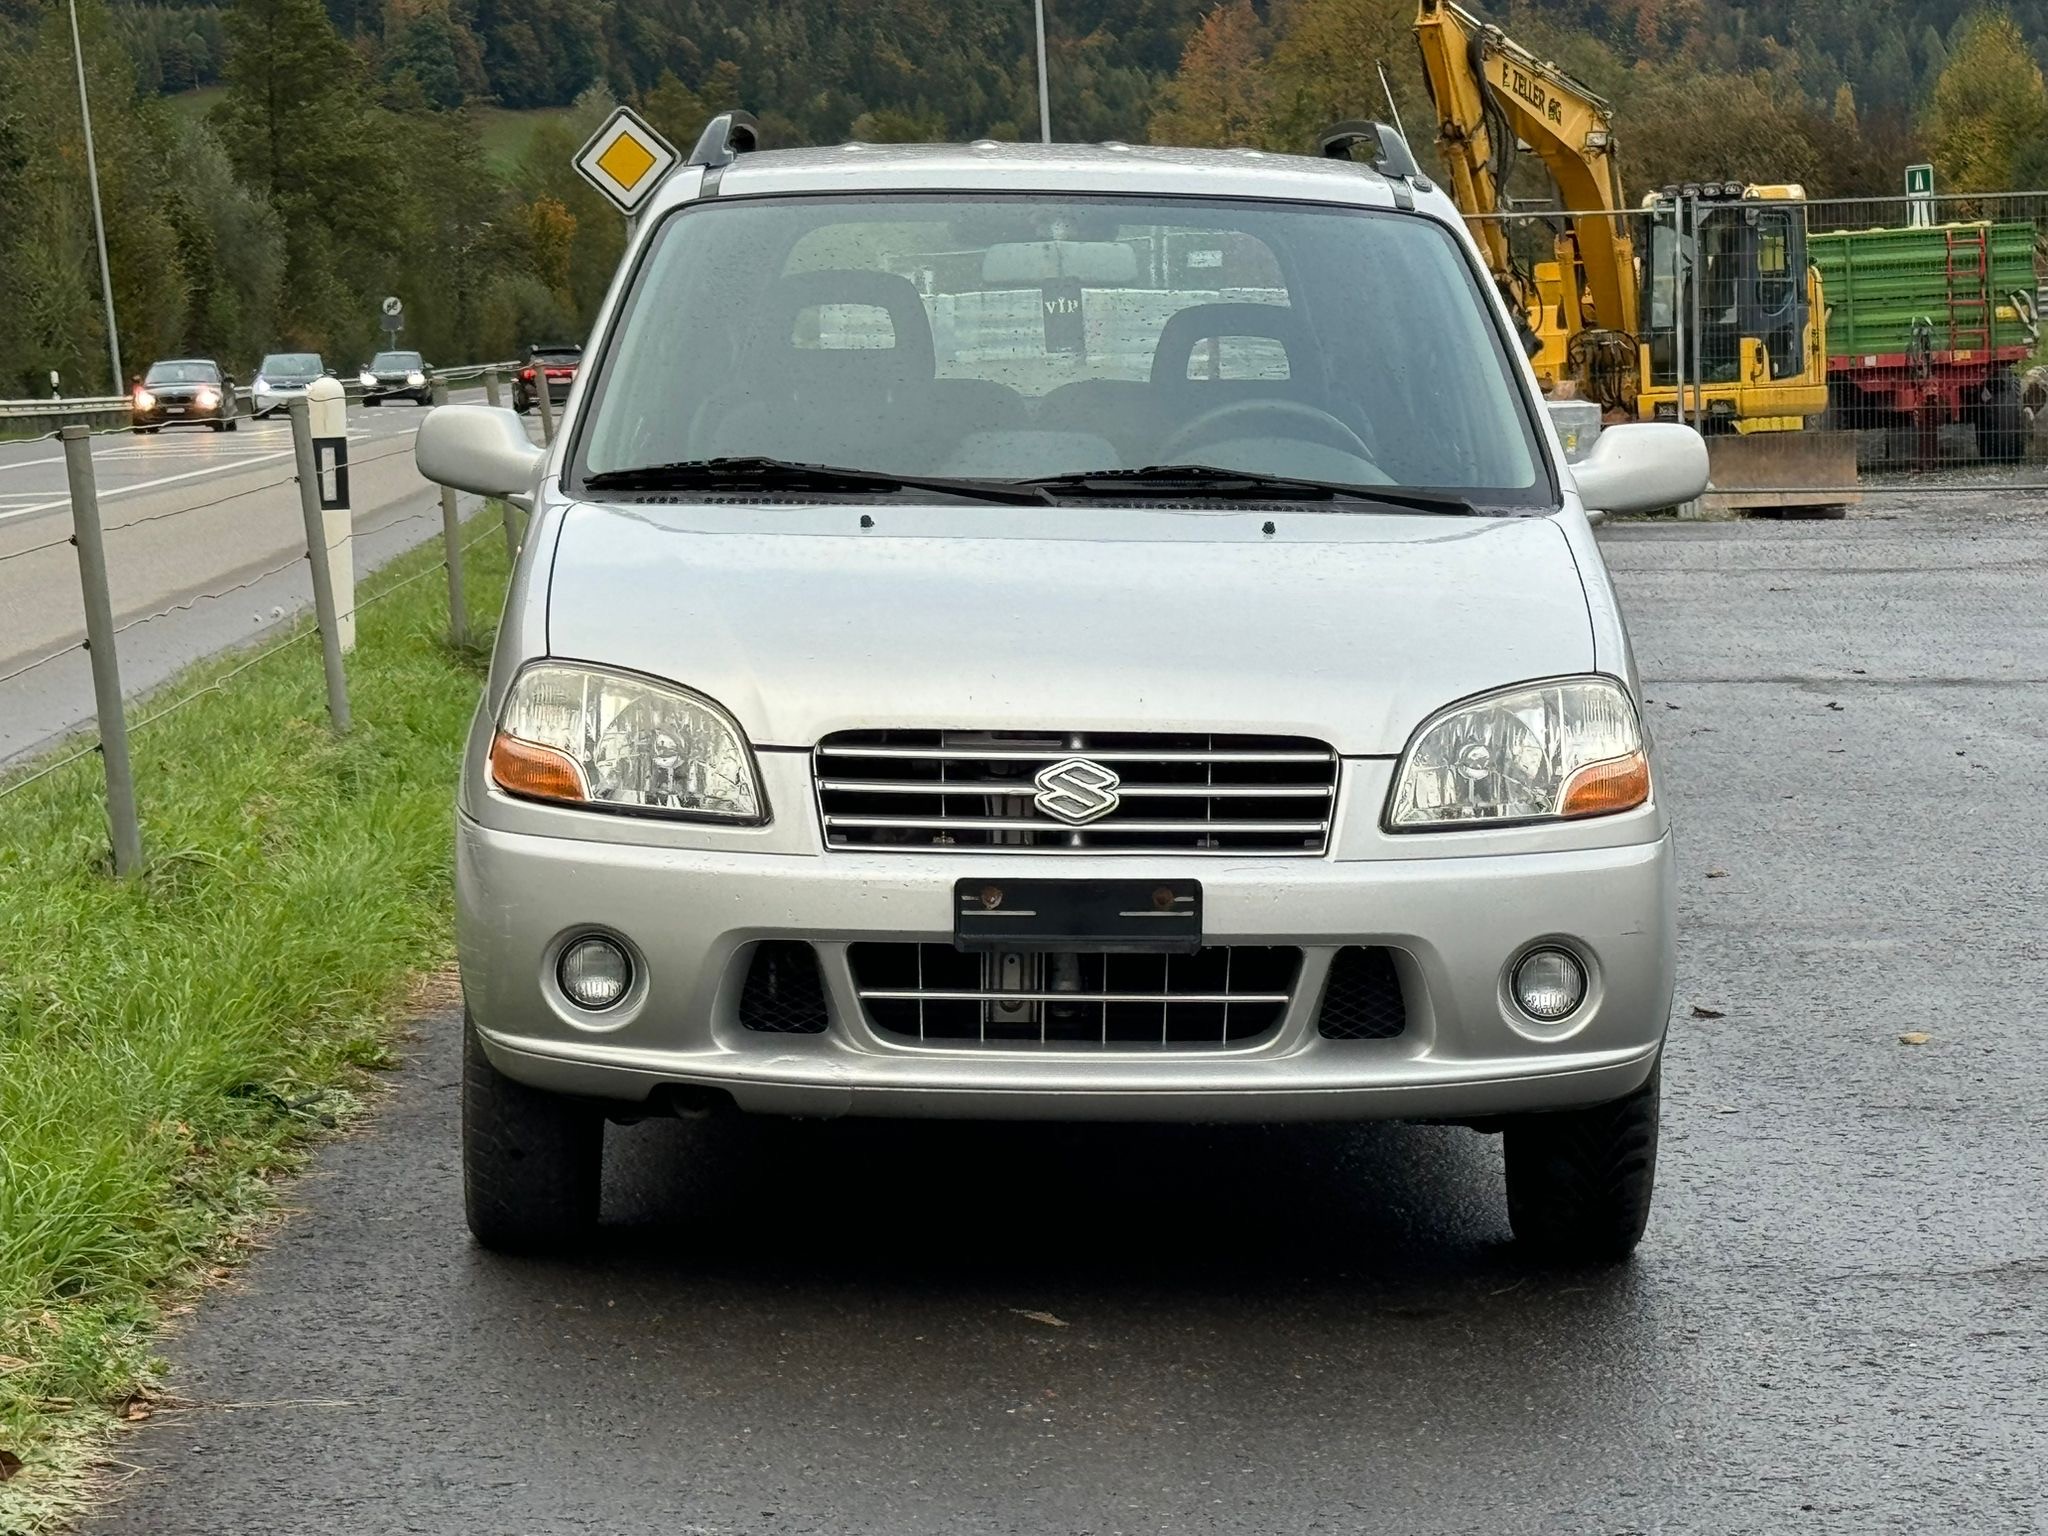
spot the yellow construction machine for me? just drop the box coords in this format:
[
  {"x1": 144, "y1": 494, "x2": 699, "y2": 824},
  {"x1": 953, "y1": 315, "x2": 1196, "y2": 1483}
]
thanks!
[{"x1": 1412, "y1": 0, "x2": 1852, "y2": 501}]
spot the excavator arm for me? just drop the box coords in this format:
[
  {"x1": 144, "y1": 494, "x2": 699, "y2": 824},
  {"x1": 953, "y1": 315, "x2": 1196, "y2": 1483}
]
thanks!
[{"x1": 1413, "y1": 0, "x2": 1634, "y2": 341}]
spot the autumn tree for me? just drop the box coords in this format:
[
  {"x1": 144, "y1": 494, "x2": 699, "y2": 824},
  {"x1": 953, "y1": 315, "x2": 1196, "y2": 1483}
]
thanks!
[
  {"x1": 1148, "y1": 0, "x2": 1272, "y2": 148},
  {"x1": 1923, "y1": 9, "x2": 2048, "y2": 191}
]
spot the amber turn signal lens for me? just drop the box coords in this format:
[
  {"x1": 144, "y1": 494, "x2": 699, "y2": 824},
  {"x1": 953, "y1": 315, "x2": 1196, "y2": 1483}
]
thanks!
[
  {"x1": 489, "y1": 731, "x2": 587, "y2": 803},
  {"x1": 1559, "y1": 751, "x2": 1650, "y2": 818}
]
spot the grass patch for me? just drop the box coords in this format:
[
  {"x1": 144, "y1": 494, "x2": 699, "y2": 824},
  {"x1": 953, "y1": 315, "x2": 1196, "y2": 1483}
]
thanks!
[
  {"x1": 474, "y1": 105, "x2": 578, "y2": 173},
  {"x1": 0, "y1": 519, "x2": 507, "y2": 1522}
]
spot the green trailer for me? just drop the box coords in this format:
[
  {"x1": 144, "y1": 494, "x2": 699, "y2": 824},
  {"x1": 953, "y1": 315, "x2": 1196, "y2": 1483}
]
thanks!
[{"x1": 1811, "y1": 220, "x2": 2040, "y2": 460}]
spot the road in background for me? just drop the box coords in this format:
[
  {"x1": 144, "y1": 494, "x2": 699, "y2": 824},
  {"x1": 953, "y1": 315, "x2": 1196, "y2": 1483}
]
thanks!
[
  {"x1": 83, "y1": 496, "x2": 2048, "y2": 1534},
  {"x1": 0, "y1": 390, "x2": 523, "y2": 764}
]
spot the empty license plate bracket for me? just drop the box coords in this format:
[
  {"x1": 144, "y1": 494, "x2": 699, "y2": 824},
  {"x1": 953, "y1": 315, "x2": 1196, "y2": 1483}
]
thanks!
[{"x1": 953, "y1": 878, "x2": 1202, "y2": 954}]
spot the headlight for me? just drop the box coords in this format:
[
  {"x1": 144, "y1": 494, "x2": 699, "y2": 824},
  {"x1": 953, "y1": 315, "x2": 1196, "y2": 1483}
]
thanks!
[
  {"x1": 358, "y1": 371, "x2": 377, "y2": 387},
  {"x1": 489, "y1": 663, "x2": 763, "y2": 822},
  {"x1": 252, "y1": 375, "x2": 268, "y2": 390},
  {"x1": 1385, "y1": 676, "x2": 1649, "y2": 830},
  {"x1": 406, "y1": 370, "x2": 425, "y2": 387},
  {"x1": 195, "y1": 387, "x2": 219, "y2": 409},
  {"x1": 133, "y1": 389, "x2": 155, "y2": 409}
]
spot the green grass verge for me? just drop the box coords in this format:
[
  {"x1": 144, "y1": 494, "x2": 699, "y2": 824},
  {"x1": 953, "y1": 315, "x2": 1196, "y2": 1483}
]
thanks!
[
  {"x1": 0, "y1": 518, "x2": 507, "y2": 1522},
  {"x1": 474, "y1": 105, "x2": 578, "y2": 173}
]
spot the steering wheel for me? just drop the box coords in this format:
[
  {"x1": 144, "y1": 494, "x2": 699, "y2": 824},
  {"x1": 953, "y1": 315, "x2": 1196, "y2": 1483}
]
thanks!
[{"x1": 1159, "y1": 398, "x2": 1373, "y2": 464}]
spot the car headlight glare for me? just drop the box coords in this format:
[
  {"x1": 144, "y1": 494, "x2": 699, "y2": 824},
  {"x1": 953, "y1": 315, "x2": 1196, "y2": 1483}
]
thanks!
[
  {"x1": 195, "y1": 387, "x2": 219, "y2": 409},
  {"x1": 133, "y1": 389, "x2": 155, "y2": 409},
  {"x1": 406, "y1": 370, "x2": 425, "y2": 387},
  {"x1": 490, "y1": 663, "x2": 763, "y2": 821},
  {"x1": 252, "y1": 375, "x2": 268, "y2": 390},
  {"x1": 1386, "y1": 677, "x2": 1648, "y2": 829},
  {"x1": 358, "y1": 371, "x2": 377, "y2": 387}
]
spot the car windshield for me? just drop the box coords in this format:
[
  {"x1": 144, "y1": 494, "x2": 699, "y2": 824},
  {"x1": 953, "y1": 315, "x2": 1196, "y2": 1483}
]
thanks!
[
  {"x1": 261, "y1": 354, "x2": 321, "y2": 376},
  {"x1": 143, "y1": 361, "x2": 217, "y2": 385},
  {"x1": 575, "y1": 193, "x2": 1550, "y2": 506},
  {"x1": 372, "y1": 352, "x2": 421, "y2": 371}
]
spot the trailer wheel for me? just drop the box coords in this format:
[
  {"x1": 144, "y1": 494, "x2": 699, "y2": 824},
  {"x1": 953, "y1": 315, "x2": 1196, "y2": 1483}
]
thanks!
[{"x1": 1972, "y1": 372, "x2": 2027, "y2": 465}]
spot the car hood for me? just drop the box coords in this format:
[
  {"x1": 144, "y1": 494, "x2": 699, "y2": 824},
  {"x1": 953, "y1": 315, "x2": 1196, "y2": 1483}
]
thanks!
[{"x1": 542, "y1": 501, "x2": 1595, "y2": 756}]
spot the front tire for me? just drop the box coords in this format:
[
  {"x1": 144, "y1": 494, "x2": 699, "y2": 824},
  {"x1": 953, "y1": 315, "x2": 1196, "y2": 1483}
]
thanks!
[
  {"x1": 463, "y1": 1017, "x2": 602, "y2": 1251},
  {"x1": 1972, "y1": 372, "x2": 2026, "y2": 464},
  {"x1": 1503, "y1": 1062, "x2": 1659, "y2": 1263}
]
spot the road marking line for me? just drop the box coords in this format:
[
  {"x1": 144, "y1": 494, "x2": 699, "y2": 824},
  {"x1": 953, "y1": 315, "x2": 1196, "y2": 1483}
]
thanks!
[{"x1": 0, "y1": 427, "x2": 424, "y2": 526}]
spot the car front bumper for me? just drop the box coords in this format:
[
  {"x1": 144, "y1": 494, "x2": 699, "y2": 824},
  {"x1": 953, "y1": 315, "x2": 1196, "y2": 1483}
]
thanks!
[
  {"x1": 457, "y1": 813, "x2": 1676, "y2": 1123},
  {"x1": 252, "y1": 387, "x2": 308, "y2": 415}
]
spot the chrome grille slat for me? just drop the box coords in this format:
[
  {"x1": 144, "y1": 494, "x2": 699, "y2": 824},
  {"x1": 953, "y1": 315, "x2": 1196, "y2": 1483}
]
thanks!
[
  {"x1": 817, "y1": 779, "x2": 1334, "y2": 798},
  {"x1": 817, "y1": 729, "x2": 1337, "y2": 855},
  {"x1": 819, "y1": 746, "x2": 1332, "y2": 763},
  {"x1": 858, "y1": 989, "x2": 1291, "y2": 1005}
]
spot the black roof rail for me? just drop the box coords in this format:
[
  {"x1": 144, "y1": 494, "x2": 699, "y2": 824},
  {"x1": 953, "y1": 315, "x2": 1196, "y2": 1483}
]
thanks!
[{"x1": 688, "y1": 110, "x2": 761, "y2": 169}]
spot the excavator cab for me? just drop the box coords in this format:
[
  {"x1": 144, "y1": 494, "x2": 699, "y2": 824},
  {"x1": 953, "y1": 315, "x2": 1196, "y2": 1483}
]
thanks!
[{"x1": 1637, "y1": 184, "x2": 1822, "y2": 428}]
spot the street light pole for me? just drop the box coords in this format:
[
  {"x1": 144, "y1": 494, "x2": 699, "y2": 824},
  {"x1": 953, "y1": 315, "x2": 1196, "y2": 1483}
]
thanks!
[
  {"x1": 1033, "y1": 0, "x2": 1052, "y2": 144},
  {"x1": 68, "y1": 0, "x2": 123, "y2": 394}
]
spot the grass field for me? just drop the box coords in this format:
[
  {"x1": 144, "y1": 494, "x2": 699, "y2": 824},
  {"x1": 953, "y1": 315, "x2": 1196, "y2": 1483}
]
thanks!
[{"x1": 0, "y1": 520, "x2": 507, "y2": 1525}]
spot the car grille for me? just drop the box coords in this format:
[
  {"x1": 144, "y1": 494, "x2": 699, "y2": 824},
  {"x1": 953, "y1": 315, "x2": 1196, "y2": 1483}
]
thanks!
[
  {"x1": 815, "y1": 730, "x2": 1337, "y2": 855},
  {"x1": 1316, "y1": 946, "x2": 1408, "y2": 1040},
  {"x1": 850, "y1": 943, "x2": 1301, "y2": 1047}
]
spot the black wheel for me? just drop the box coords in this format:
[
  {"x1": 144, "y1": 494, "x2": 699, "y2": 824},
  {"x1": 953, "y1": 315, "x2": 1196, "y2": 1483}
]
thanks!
[
  {"x1": 210, "y1": 418, "x2": 227, "y2": 432},
  {"x1": 1503, "y1": 1062, "x2": 1660, "y2": 1264},
  {"x1": 514, "y1": 396, "x2": 531, "y2": 415},
  {"x1": 365, "y1": 395, "x2": 381, "y2": 407},
  {"x1": 463, "y1": 1017, "x2": 602, "y2": 1251},
  {"x1": 1971, "y1": 371, "x2": 2026, "y2": 464},
  {"x1": 225, "y1": 415, "x2": 239, "y2": 432}
]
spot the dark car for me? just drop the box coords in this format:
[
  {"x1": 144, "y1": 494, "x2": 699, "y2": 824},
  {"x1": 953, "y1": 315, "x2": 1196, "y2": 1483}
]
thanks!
[
  {"x1": 513, "y1": 344, "x2": 581, "y2": 414},
  {"x1": 357, "y1": 349, "x2": 431, "y2": 405},
  {"x1": 131, "y1": 359, "x2": 238, "y2": 433}
]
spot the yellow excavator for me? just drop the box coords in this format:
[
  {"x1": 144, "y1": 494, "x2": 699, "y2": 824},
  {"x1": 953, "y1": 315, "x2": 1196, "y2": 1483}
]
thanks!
[{"x1": 1412, "y1": 0, "x2": 1852, "y2": 500}]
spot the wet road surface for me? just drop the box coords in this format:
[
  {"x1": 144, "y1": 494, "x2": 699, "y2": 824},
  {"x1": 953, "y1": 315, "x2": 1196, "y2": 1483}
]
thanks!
[{"x1": 87, "y1": 500, "x2": 2048, "y2": 1534}]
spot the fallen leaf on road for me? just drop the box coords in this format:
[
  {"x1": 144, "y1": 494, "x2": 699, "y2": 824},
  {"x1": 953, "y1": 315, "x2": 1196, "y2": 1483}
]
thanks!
[
  {"x1": 119, "y1": 1393, "x2": 153, "y2": 1422},
  {"x1": 1705, "y1": 867, "x2": 1728, "y2": 879},
  {"x1": 1011, "y1": 1309, "x2": 1069, "y2": 1328},
  {"x1": 1826, "y1": 701, "x2": 1844, "y2": 711},
  {"x1": 0, "y1": 1449, "x2": 21, "y2": 1481},
  {"x1": 1898, "y1": 1032, "x2": 1931, "y2": 1046},
  {"x1": 1690, "y1": 1005, "x2": 1726, "y2": 1019}
]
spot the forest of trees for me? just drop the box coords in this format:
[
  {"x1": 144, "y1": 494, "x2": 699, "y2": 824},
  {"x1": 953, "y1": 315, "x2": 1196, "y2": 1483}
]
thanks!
[{"x1": 0, "y1": 0, "x2": 2043, "y2": 396}]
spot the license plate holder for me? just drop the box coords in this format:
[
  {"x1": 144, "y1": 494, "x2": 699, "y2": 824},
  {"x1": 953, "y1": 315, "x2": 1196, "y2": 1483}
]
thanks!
[{"x1": 954, "y1": 878, "x2": 1202, "y2": 954}]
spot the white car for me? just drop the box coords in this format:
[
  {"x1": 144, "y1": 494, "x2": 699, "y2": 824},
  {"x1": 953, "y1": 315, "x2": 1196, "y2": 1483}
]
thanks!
[
  {"x1": 250, "y1": 352, "x2": 328, "y2": 417},
  {"x1": 417, "y1": 114, "x2": 1709, "y2": 1262}
]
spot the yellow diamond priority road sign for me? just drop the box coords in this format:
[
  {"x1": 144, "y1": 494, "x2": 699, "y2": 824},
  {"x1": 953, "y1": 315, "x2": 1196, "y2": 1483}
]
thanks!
[{"x1": 574, "y1": 106, "x2": 680, "y2": 217}]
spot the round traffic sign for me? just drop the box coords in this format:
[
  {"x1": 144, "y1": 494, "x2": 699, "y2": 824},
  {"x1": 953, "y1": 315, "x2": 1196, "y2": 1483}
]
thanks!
[{"x1": 381, "y1": 295, "x2": 403, "y2": 317}]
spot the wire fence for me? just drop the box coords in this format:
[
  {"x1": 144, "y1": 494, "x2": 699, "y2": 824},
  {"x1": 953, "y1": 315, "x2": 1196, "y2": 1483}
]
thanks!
[
  {"x1": 0, "y1": 364, "x2": 530, "y2": 871},
  {"x1": 1468, "y1": 188, "x2": 2048, "y2": 505}
]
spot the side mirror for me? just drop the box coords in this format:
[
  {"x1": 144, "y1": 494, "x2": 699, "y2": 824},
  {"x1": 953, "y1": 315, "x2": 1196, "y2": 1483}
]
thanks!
[
  {"x1": 416, "y1": 403, "x2": 546, "y2": 497},
  {"x1": 1569, "y1": 422, "x2": 1709, "y2": 515}
]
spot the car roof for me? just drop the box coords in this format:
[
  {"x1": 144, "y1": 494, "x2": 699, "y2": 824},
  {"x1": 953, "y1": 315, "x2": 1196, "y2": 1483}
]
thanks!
[
  {"x1": 147, "y1": 358, "x2": 219, "y2": 367},
  {"x1": 672, "y1": 140, "x2": 1404, "y2": 214}
]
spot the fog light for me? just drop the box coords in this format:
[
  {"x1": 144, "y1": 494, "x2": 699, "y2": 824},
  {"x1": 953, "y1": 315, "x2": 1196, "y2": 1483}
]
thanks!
[
  {"x1": 1513, "y1": 947, "x2": 1585, "y2": 1022},
  {"x1": 559, "y1": 936, "x2": 631, "y2": 1011}
]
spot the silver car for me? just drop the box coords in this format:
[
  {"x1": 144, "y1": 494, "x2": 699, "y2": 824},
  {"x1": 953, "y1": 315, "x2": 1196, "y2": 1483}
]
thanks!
[{"x1": 418, "y1": 117, "x2": 1709, "y2": 1261}]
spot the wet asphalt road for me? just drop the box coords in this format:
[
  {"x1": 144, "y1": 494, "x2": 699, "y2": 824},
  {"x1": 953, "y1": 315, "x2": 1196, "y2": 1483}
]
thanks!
[{"x1": 89, "y1": 500, "x2": 2048, "y2": 1534}]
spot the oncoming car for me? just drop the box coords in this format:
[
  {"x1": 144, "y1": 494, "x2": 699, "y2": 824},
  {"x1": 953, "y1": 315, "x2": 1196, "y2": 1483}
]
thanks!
[
  {"x1": 357, "y1": 350, "x2": 430, "y2": 405},
  {"x1": 415, "y1": 117, "x2": 1709, "y2": 1263},
  {"x1": 131, "y1": 358, "x2": 238, "y2": 432},
  {"x1": 251, "y1": 352, "x2": 328, "y2": 417}
]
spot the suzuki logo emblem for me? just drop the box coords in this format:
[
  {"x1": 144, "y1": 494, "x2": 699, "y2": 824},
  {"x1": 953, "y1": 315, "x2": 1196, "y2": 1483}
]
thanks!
[{"x1": 1033, "y1": 757, "x2": 1121, "y2": 825}]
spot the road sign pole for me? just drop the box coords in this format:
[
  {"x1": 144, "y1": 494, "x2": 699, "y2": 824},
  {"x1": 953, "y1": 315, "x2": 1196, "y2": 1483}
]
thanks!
[{"x1": 63, "y1": 425, "x2": 143, "y2": 876}]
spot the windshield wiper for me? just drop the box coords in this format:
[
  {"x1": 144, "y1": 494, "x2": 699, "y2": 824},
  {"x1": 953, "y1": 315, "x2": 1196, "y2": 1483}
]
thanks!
[
  {"x1": 581, "y1": 456, "x2": 1052, "y2": 506},
  {"x1": 1022, "y1": 464, "x2": 1481, "y2": 515}
]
